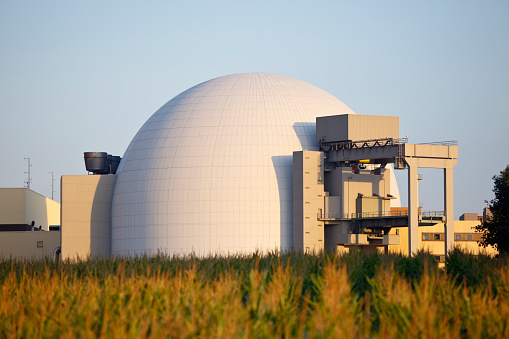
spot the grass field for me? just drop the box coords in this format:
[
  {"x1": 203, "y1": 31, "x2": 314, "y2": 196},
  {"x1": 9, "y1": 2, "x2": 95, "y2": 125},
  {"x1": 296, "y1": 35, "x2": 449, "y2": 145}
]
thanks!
[{"x1": 1, "y1": 249, "x2": 508, "y2": 338}]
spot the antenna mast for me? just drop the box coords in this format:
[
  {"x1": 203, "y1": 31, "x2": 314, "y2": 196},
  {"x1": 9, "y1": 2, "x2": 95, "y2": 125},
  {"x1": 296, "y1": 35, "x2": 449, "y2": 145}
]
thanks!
[
  {"x1": 49, "y1": 171, "x2": 55, "y2": 200},
  {"x1": 24, "y1": 157, "x2": 32, "y2": 189}
]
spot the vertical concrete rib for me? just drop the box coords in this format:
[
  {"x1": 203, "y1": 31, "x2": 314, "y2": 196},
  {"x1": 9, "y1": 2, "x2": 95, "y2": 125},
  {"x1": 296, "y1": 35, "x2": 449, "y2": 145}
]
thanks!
[
  {"x1": 406, "y1": 158, "x2": 419, "y2": 257},
  {"x1": 444, "y1": 160, "x2": 457, "y2": 255}
]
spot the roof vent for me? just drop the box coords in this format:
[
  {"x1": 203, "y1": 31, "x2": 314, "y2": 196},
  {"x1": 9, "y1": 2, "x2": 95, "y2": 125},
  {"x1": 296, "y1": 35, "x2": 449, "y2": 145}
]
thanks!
[
  {"x1": 111, "y1": 156, "x2": 121, "y2": 174},
  {"x1": 84, "y1": 152, "x2": 121, "y2": 174}
]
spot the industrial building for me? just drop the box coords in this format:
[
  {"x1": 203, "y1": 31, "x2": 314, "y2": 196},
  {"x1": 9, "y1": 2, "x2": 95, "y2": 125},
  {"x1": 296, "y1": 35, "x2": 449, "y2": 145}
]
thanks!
[
  {"x1": 109, "y1": 73, "x2": 401, "y2": 257},
  {"x1": 0, "y1": 188, "x2": 60, "y2": 259},
  {"x1": 0, "y1": 73, "x2": 496, "y2": 260}
]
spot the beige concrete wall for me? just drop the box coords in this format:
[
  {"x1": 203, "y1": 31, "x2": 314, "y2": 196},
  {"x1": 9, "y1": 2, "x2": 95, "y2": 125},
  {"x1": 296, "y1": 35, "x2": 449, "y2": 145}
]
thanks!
[
  {"x1": 0, "y1": 231, "x2": 60, "y2": 260},
  {"x1": 403, "y1": 144, "x2": 458, "y2": 160},
  {"x1": 389, "y1": 220, "x2": 497, "y2": 258},
  {"x1": 325, "y1": 167, "x2": 390, "y2": 216},
  {"x1": 341, "y1": 170, "x2": 375, "y2": 216},
  {"x1": 0, "y1": 188, "x2": 60, "y2": 230},
  {"x1": 61, "y1": 175, "x2": 116, "y2": 260},
  {"x1": 293, "y1": 151, "x2": 325, "y2": 252},
  {"x1": 324, "y1": 195, "x2": 341, "y2": 217},
  {"x1": 459, "y1": 213, "x2": 478, "y2": 221},
  {"x1": 356, "y1": 196, "x2": 388, "y2": 215},
  {"x1": 25, "y1": 189, "x2": 61, "y2": 230},
  {"x1": 316, "y1": 114, "x2": 399, "y2": 142},
  {"x1": 0, "y1": 188, "x2": 26, "y2": 224}
]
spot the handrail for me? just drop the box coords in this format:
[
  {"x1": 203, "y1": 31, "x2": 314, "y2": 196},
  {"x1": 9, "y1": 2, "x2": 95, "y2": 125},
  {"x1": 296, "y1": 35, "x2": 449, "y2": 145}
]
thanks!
[
  {"x1": 421, "y1": 210, "x2": 446, "y2": 217},
  {"x1": 317, "y1": 210, "x2": 445, "y2": 220},
  {"x1": 418, "y1": 140, "x2": 458, "y2": 146}
]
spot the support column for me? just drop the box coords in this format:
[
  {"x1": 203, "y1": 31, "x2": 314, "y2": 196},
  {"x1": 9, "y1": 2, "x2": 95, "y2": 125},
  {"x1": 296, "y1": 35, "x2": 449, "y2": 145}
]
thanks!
[
  {"x1": 444, "y1": 160, "x2": 458, "y2": 256},
  {"x1": 405, "y1": 158, "x2": 419, "y2": 257}
]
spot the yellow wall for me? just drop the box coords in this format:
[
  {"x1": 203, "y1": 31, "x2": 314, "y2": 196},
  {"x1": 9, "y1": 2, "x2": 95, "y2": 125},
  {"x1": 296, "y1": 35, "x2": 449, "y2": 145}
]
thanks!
[
  {"x1": 0, "y1": 231, "x2": 60, "y2": 259},
  {"x1": 0, "y1": 188, "x2": 60, "y2": 230},
  {"x1": 61, "y1": 175, "x2": 116, "y2": 260},
  {"x1": 25, "y1": 189, "x2": 61, "y2": 230},
  {"x1": 389, "y1": 220, "x2": 497, "y2": 258}
]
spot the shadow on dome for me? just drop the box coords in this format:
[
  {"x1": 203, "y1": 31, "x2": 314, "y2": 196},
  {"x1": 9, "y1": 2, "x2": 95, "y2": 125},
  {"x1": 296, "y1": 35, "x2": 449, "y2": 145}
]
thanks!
[
  {"x1": 292, "y1": 122, "x2": 318, "y2": 151},
  {"x1": 271, "y1": 155, "x2": 294, "y2": 251}
]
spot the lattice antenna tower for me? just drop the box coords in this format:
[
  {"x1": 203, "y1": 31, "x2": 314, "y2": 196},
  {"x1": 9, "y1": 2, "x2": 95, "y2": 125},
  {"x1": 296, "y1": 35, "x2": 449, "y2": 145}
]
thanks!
[
  {"x1": 24, "y1": 157, "x2": 32, "y2": 189},
  {"x1": 49, "y1": 171, "x2": 55, "y2": 200}
]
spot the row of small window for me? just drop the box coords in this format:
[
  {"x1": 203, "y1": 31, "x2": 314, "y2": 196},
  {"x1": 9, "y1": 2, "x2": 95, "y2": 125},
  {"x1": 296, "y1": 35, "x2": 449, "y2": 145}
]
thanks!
[{"x1": 422, "y1": 233, "x2": 482, "y2": 241}]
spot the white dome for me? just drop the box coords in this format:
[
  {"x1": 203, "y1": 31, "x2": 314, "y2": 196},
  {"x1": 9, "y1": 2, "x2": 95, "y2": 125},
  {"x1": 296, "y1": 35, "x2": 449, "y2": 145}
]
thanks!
[{"x1": 111, "y1": 73, "x2": 400, "y2": 256}]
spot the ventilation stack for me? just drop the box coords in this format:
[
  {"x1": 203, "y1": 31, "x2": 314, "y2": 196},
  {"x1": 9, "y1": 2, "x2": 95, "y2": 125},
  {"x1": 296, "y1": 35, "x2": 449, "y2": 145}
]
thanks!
[{"x1": 84, "y1": 152, "x2": 121, "y2": 174}]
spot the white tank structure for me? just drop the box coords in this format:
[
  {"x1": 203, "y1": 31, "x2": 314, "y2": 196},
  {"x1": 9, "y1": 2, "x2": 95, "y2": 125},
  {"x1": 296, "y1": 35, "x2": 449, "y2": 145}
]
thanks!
[{"x1": 111, "y1": 73, "x2": 401, "y2": 256}]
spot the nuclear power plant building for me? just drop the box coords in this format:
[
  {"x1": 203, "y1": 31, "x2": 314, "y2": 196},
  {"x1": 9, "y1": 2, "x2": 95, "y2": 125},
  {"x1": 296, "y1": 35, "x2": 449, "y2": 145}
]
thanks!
[{"x1": 3, "y1": 73, "x2": 491, "y2": 261}]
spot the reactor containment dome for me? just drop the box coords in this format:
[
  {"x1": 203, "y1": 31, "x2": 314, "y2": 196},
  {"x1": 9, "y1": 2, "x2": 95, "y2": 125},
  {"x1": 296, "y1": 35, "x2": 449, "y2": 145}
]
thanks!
[{"x1": 111, "y1": 73, "x2": 401, "y2": 256}]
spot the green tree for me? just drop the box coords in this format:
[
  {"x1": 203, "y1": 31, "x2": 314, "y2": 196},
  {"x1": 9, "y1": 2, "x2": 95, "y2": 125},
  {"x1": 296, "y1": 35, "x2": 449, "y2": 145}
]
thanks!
[{"x1": 475, "y1": 165, "x2": 509, "y2": 254}]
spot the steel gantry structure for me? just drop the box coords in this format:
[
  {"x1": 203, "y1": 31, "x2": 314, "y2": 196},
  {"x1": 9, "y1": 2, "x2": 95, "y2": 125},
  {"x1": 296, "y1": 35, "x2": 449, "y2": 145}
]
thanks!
[{"x1": 320, "y1": 137, "x2": 458, "y2": 256}]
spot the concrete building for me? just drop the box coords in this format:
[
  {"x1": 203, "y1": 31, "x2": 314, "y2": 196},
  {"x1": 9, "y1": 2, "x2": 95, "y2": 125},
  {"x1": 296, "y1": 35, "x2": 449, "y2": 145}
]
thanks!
[
  {"x1": 108, "y1": 73, "x2": 401, "y2": 256},
  {"x1": 0, "y1": 231, "x2": 61, "y2": 260},
  {"x1": 390, "y1": 218, "x2": 497, "y2": 262},
  {"x1": 0, "y1": 188, "x2": 60, "y2": 259},
  {"x1": 292, "y1": 151, "x2": 325, "y2": 252},
  {"x1": 0, "y1": 188, "x2": 60, "y2": 231},
  {"x1": 61, "y1": 175, "x2": 115, "y2": 260},
  {"x1": 2, "y1": 73, "x2": 495, "y2": 261},
  {"x1": 291, "y1": 113, "x2": 460, "y2": 256}
]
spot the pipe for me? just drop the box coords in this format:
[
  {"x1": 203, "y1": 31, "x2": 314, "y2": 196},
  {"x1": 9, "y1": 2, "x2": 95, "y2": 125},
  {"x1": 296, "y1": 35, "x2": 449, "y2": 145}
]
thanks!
[{"x1": 53, "y1": 246, "x2": 61, "y2": 262}]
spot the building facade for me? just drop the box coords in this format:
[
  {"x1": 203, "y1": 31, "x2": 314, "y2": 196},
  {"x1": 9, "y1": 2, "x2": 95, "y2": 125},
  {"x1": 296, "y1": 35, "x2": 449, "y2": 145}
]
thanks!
[{"x1": 0, "y1": 188, "x2": 60, "y2": 259}]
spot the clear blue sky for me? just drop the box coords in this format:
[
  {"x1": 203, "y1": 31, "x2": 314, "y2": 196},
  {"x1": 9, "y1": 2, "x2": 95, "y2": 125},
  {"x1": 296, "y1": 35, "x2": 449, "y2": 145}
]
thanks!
[{"x1": 1, "y1": 1, "x2": 508, "y2": 218}]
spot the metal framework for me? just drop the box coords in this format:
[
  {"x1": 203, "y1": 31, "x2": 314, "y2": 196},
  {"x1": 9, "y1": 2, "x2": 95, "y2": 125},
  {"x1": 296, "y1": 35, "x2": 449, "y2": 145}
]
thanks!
[
  {"x1": 319, "y1": 136, "x2": 459, "y2": 256},
  {"x1": 319, "y1": 137, "x2": 408, "y2": 152},
  {"x1": 318, "y1": 210, "x2": 445, "y2": 220}
]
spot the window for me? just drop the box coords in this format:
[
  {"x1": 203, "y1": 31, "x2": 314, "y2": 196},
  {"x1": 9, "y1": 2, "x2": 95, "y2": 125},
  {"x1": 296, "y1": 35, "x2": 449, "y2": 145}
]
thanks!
[
  {"x1": 467, "y1": 234, "x2": 473, "y2": 241},
  {"x1": 455, "y1": 234, "x2": 462, "y2": 241},
  {"x1": 423, "y1": 233, "x2": 429, "y2": 240},
  {"x1": 434, "y1": 255, "x2": 445, "y2": 263},
  {"x1": 434, "y1": 234, "x2": 441, "y2": 240},
  {"x1": 37, "y1": 241, "x2": 43, "y2": 248},
  {"x1": 395, "y1": 229, "x2": 399, "y2": 235}
]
